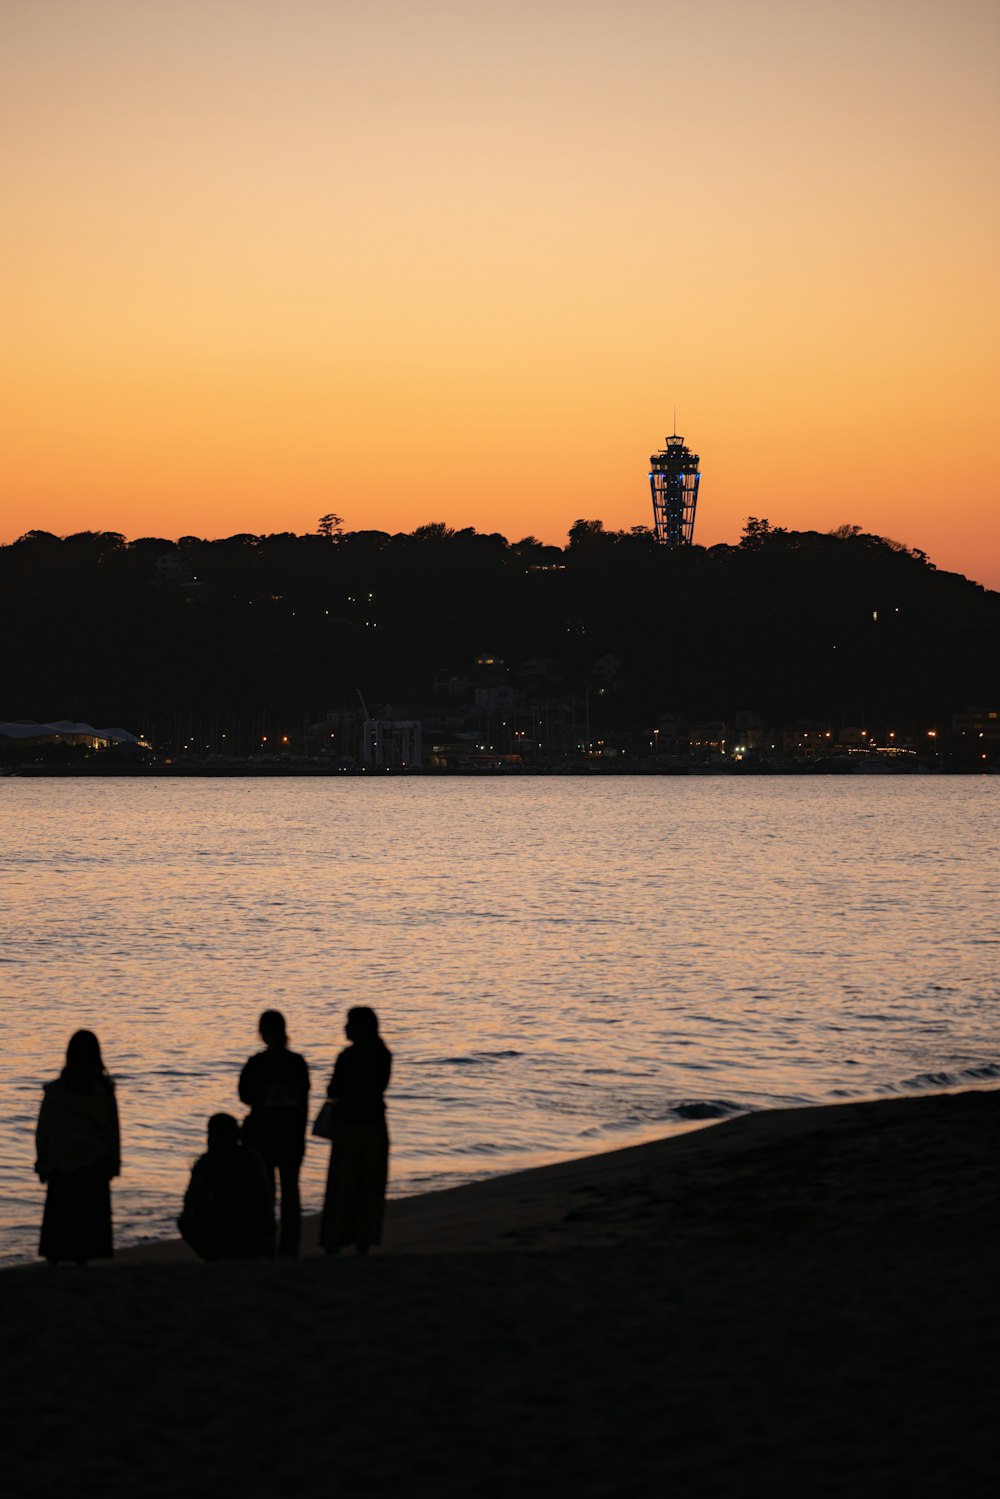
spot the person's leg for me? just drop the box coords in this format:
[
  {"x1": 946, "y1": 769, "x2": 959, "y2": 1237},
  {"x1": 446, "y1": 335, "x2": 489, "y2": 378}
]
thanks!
[{"x1": 277, "y1": 1157, "x2": 301, "y2": 1257}]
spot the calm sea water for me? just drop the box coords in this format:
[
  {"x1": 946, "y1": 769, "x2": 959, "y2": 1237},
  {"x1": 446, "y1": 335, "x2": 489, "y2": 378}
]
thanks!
[{"x1": 1, "y1": 776, "x2": 997, "y2": 1264}]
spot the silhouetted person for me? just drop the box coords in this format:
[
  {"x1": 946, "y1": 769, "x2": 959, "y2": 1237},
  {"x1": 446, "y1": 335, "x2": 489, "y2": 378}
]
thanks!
[
  {"x1": 320, "y1": 1006, "x2": 392, "y2": 1256},
  {"x1": 178, "y1": 1113, "x2": 275, "y2": 1261},
  {"x1": 238, "y1": 1010, "x2": 310, "y2": 1257},
  {"x1": 35, "y1": 1030, "x2": 120, "y2": 1266}
]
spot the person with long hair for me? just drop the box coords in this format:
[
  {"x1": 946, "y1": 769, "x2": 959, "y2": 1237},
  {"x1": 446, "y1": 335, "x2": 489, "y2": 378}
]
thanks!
[
  {"x1": 319, "y1": 1006, "x2": 392, "y2": 1256},
  {"x1": 238, "y1": 1009, "x2": 310, "y2": 1257},
  {"x1": 35, "y1": 1030, "x2": 120, "y2": 1266}
]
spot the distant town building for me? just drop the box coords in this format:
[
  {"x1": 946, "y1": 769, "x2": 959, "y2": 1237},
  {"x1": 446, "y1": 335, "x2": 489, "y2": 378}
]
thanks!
[
  {"x1": 952, "y1": 707, "x2": 1000, "y2": 742},
  {"x1": 648, "y1": 430, "x2": 701, "y2": 545},
  {"x1": 0, "y1": 720, "x2": 143, "y2": 749},
  {"x1": 474, "y1": 684, "x2": 518, "y2": 715},
  {"x1": 591, "y1": 652, "x2": 622, "y2": 685},
  {"x1": 782, "y1": 723, "x2": 834, "y2": 755},
  {"x1": 733, "y1": 710, "x2": 768, "y2": 753},
  {"x1": 362, "y1": 719, "x2": 422, "y2": 769},
  {"x1": 687, "y1": 722, "x2": 727, "y2": 757}
]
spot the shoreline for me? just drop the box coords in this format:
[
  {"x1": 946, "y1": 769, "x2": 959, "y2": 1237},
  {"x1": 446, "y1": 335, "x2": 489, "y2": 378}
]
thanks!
[
  {"x1": 5, "y1": 1087, "x2": 998, "y2": 1496},
  {"x1": 94, "y1": 1083, "x2": 997, "y2": 1263},
  {"x1": 4, "y1": 760, "x2": 970, "y2": 777},
  {"x1": 5, "y1": 1083, "x2": 996, "y2": 1272}
]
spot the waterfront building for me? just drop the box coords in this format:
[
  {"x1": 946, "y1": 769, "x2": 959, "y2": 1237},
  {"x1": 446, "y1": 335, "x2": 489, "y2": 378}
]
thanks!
[{"x1": 362, "y1": 718, "x2": 422, "y2": 769}]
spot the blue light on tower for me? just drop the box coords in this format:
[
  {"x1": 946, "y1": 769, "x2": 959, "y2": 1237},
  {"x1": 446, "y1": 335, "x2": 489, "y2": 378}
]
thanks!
[{"x1": 648, "y1": 430, "x2": 700, "y2": 546}]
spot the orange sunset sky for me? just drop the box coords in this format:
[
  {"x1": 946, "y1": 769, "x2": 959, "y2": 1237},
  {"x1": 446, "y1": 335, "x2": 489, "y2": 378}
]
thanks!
[{"x1": 3, "y1": 1, "x2": 999, "y2": 584}]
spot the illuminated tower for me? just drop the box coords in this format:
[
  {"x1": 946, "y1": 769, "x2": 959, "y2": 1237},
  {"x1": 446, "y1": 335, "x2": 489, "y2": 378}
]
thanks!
[{"x1": 648, "y1": 430, "x2": 700, "y2": 546}]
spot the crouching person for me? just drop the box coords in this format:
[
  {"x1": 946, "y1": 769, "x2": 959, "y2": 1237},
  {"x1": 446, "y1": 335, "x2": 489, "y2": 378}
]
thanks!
[{"x1": 178, "y1": 1113, "x2": 275, "y2": 1261}]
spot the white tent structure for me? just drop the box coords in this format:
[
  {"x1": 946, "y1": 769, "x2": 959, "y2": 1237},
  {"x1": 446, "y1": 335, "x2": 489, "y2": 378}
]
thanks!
[{"x1": 0, "y1": 720, "x2": 140, "y2": 747}]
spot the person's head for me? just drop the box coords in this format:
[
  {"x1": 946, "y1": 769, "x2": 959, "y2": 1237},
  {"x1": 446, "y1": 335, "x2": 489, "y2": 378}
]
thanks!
[
  {"x1": 259, "y1": 1009, "x2": 287, "y2": 1048},
  {"x1": 62, "y1": 1029, "x2": 105, "y2": 1088},
  {"x1": 207, "y1": 1113, "x2": 241, "y2": 1151},
  {"x1": 345, "y1": 1006, "x2": 380, "y2": 1044}
]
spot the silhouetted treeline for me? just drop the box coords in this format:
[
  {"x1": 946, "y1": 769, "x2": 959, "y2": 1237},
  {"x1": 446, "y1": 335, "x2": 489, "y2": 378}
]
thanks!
[{"x1": 1, "y1": 518, "x2": 997, "y2": 742}]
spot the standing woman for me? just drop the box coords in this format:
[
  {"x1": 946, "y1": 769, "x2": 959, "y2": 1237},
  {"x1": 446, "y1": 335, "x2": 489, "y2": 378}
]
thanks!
[
  {"x1": 320, "y1": 1007, "x2": 392, "y2": 1256},
  {"x1": 239, "y1": 1009, "x2": 310, "y2": 1257},
  {"x1": 35, "y1": 1030, "x2": 121, "y2": 1266}
]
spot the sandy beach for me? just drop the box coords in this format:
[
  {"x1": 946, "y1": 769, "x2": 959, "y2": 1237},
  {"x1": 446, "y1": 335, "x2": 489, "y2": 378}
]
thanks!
[{"x1": 4, "y1": 1088, "x2": 998, "y2": 1497}]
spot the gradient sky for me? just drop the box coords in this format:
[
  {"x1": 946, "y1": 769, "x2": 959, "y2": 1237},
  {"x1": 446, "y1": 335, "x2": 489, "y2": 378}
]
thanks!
[{"x1": 3, "y1": 1, "x2": 998, "y2": 583}]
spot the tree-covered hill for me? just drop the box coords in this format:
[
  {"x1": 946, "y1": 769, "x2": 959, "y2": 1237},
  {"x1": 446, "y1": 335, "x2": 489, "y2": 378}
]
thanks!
[{"x1": 1, "y1": 519, "x2": 997, "y2": 745}]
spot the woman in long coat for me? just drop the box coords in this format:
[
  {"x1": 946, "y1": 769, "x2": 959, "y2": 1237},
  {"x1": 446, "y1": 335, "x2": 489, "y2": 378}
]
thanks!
[
  {"x1": 320, "y1": 1007, "x2": 391, "y2": 1255},
  {"x1": 35, "y1": 1030, "x2": 120, "y2": 1265}
]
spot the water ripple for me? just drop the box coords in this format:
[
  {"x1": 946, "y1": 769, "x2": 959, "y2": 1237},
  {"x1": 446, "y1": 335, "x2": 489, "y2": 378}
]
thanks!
[{"x1": 1, "y1": 775, "x2": 998, "y2": 1263}]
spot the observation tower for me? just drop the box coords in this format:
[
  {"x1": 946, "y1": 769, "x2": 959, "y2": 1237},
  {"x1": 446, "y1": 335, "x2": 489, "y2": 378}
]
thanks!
[{"x1": 648, "y1": 430, "x2": 701, "y2": 546}]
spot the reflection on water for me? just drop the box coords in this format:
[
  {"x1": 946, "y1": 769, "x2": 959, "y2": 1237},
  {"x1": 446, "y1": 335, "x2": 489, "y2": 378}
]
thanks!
[{"x1": 1, "y1": 777, "x2": 997, "y2": 1262}]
